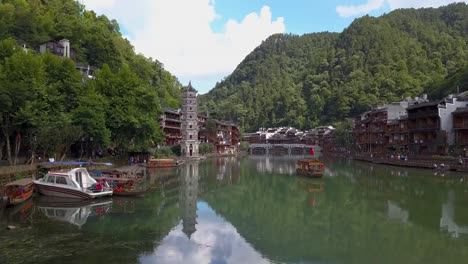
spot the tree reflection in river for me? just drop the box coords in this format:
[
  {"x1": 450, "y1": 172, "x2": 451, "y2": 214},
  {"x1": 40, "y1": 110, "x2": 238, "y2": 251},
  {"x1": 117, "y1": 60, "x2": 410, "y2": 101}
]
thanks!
[{"x1": 2, "y1": 157, "x2": 468, "y2": 264}]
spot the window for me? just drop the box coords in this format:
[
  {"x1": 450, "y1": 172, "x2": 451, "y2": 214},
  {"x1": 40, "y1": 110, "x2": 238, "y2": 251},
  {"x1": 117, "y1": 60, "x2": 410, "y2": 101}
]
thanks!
[
  {"x1": 190, "y1": 135, "x2": 193, "y2": 139},
  {"x1": 190, "y1": 125, "x2": 192, "y2": 129},
  {"x1": 46, "y1": 176, "x2": 55, "y2": 183},
  {"x1": 190, "y1": 107, "x2": 192, "y2": 110},
  {"x1": 56, "y1": 176, "x2": 67, "y2": 185}
]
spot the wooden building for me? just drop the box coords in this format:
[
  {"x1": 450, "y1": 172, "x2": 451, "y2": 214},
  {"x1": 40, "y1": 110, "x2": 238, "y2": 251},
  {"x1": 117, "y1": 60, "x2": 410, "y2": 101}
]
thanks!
[
  {"x1": 160, "y1": 108, "x2": 182, "y2": 146},
  {"x1": 353, "y1": 109, "x2": 387, "y2": 155},
  {"x1": 385, "y1": 116, "x2": 408, "y2": 153},
  {"x1": 407, "y1": 101, "x2": 442, "y2": 155},
  {"x1": 39, "y1": 39, "x2": 77, "y2": 61},
  {"x1": 453, "y1": 107, "x2": 468, "y2": 149}
]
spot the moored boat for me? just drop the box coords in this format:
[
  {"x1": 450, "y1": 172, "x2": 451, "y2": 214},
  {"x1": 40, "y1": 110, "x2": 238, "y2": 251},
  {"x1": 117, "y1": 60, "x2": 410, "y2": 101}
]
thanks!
[
  {"x1": 2, "y1": 178, "x2": 34, "y2": 206},
  {"x1": 34, "y1": 167, "x2": 113, "y2": 200},
  {"x1": 95, "y1": 177, "x2": 147, "y2": 196},
  {"x1": 296, "y1": 159, "x2": 324, "y2": 178},
  {"x1": 146, "y1": 158, "x2": 184, "y2": 168}
]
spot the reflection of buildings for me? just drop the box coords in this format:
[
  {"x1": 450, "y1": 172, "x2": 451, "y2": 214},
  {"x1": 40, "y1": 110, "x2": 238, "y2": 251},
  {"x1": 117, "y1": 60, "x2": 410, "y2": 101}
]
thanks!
[
  {"x1": 387, "y1": 201, "x2": 409, "y2": 223},
  {"x1": 37, "y1": 199, "x2": 112, "y2": 228},
  {"x1": 250, "y1": 156, "x2": 305, "y2": 175},
  {"x1": 440, "y1": 190, "x2": 468, "y2": 238},
  {"x1": 179, "y1": 161, "x2": 199, "y2": 239},
  {"x1": 214, "y1": 157, "x2": 240, "y2": 183}
]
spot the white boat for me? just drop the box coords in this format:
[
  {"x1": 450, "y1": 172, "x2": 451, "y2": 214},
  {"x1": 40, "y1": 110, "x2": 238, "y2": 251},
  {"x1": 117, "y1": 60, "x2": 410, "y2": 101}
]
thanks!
[{"x1": 34, "y1": 167, "x2": 113, "y2": 200}]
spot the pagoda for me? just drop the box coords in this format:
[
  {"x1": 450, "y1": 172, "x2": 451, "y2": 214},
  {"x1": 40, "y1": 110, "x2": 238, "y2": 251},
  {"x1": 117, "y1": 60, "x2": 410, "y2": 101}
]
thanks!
[{"x1": 180, "y1": 82, "x2": 200, "y2": 157}]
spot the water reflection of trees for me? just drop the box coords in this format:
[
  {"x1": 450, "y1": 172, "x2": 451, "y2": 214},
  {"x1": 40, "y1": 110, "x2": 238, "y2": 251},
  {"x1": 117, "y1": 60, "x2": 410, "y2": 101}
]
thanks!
[
  {"x1": 0, "y1": 188, "x2": 180, "y2": 264},
  {"x1": 203, "y1": 158, "x2": 468, "y2": 264}
]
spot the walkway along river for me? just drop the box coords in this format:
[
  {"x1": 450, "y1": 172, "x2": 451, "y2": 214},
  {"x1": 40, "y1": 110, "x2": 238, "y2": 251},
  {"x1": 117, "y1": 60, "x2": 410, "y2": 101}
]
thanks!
[{"x1": 1, "y1": 156, "x2": 468, "y2": 263}]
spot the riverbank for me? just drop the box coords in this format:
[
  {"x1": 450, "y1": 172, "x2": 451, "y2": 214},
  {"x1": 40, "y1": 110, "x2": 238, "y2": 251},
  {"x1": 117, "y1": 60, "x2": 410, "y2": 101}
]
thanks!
[{"x1": 352, "y1": 155, "x2": 468, "y2": 172}]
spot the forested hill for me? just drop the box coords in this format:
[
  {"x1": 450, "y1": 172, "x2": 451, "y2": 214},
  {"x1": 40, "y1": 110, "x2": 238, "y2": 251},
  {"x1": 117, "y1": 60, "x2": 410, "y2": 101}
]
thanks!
[
  {"x1": 0, "y1": 0, "x2": 181, "y2": 163},
  {"x1": 199, "y1": 3, "x2": 468, "y2": 132}
]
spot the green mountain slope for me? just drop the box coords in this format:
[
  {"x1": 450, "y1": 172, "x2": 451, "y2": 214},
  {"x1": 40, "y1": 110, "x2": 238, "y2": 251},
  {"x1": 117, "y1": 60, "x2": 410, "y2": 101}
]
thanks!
[
  {"x1": 200, "y1": 3, "x2": 468, "y2": 131},
  {"x1": 0, "y1": 0, "x2": 181, "y2": 162}
]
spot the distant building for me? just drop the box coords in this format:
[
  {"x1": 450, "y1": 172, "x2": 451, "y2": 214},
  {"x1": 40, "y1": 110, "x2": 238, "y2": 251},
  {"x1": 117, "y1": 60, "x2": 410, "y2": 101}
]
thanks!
[
  {"x1": 354, "y1": 101, "x2": 410, "y2": 155},
  {"x1": 453, "y1": 107, "x2": 468, "y2": 150},
  {"x1": 39, "y1": 39, "x2": 77, "y2": 61},
  {"x1": 407, "y1": 94, "x2": 468, "y2": 155},
  {"x1": 242, "y1": 127, "x2": 326, "y2": 146},
  {"x1": 385, "y1": 115, "x2": 409, "y2": 153},
  {"x1": 38, "y1": 39, "x2": 96, "y2": 80},
  {"x1": 160, "y1": 108, "x2": 182, "y2": 146},
  {"x1": 180, "y1": 82, "x2": 200, "y2": 157}
]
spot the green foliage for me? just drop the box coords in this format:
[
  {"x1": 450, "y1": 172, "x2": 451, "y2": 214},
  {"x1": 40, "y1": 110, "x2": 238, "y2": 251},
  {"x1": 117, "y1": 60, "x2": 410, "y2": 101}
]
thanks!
[
  {"x1": 153, "y1": 147, "x2": 176, "y2": 158},
  {"x1": 170, "y1": 145, "x2": 181, "y2": 156},
  {"x1": 240, "y1": 141, "x2": 250, "y2": 152},
  {"x1": 200, "y1": 3, "x2": 468, "y2": 131},
  {"x1": 333, "y1": 120, "x2": 354, "y2": 149},
  {"x1": 199, "y1": 143, "x2": 214, "y2": 154},
  {"x1": 0, "y1": 0, "x2": 182, "y2": 163}
]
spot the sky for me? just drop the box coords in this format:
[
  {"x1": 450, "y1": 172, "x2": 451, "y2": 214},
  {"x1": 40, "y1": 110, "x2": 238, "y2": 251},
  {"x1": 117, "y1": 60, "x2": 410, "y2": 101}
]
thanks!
[{"x1": 80, "y1": 0, "x2": 467, "y2": 94}]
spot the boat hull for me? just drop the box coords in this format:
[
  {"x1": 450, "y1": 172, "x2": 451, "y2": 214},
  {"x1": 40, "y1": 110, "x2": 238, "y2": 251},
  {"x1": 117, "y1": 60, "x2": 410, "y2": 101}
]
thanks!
[
  {"x1": 9, "y1": 190, "x2": 34, "y2": 206},
  {"x1": 296, "y1": 170, "x2": 323, "y2": 178},
  {"x1": 35, "y1": 183, "x2": 112, "y2": 200},
  {"x1": 113, "y1": 190, "x2": 146, "y2": 196}
]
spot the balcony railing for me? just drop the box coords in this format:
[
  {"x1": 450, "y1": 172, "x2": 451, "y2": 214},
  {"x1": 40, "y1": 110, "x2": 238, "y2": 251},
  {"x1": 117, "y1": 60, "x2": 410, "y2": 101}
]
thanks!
[
  {"x1": 408, "y1": 123, "x2": 439, "y2": 130},
  {"x1": 408, "y1": 111, "x2": 438, "y2": 119},
  {"x1": 409, "y1": 139, "x2": 438, "y2": 145},
  {"x1": 453, "y1": 120, "x2": 468, "y2": 129}
]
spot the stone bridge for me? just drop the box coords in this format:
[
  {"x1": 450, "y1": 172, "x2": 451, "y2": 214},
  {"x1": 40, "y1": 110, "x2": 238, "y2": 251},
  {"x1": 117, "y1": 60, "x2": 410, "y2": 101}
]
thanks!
[{"x1": 249, "y1": 144, "x2": 321, "y2": 155}]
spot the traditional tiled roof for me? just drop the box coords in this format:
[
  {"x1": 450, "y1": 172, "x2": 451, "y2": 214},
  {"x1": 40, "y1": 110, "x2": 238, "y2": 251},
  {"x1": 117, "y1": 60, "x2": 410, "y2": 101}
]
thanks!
[
  {"x1": 407, "y1": 100, "x2": 442, "y2": 110},
  {"x1": 162, "y1": 107, "x2": 180, "y2": 115},
  {"x1": 186, "y1": 81, "x2": 197, "y2": 92},
  {"x1": 453, "y1": 107, "x2": 468, "y2": 114}
]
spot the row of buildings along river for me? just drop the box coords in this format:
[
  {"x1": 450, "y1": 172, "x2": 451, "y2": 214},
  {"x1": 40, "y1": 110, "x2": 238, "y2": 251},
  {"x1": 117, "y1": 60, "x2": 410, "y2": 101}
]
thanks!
[{"x1": 353, "y1": 92, "x2": 468, "y2": 157}]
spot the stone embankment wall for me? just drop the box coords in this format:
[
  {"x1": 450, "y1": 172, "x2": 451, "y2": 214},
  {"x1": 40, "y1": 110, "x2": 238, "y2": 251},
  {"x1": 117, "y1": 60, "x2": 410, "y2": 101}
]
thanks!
[{"x1": 353, "y1": 155, "x2": 468, "y2": 172}]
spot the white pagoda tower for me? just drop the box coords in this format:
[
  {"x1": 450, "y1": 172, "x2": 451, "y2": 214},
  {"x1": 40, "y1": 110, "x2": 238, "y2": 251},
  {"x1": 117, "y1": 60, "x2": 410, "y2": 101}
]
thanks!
[{"x1": 180, "y1": 82, "x2": 200, "y2": 158}]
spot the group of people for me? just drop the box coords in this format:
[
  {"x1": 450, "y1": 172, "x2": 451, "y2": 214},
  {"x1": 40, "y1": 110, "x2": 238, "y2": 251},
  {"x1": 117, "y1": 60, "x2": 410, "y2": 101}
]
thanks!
[
  {"x1": 389, "y1": 153, "x2": 408, "y2": 161},
  {"x1": 128, "y1": 156, "x2": 146, "y2": 165}
]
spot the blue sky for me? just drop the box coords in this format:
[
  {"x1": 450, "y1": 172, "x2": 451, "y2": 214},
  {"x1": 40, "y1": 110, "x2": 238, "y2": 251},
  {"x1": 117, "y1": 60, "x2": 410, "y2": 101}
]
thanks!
[
  {"x1": 82, "y1": 0, "x2": 465, "y2": 94},
  {"x1": 210, "y1": 0, "x2": 389, "y2": 35}
]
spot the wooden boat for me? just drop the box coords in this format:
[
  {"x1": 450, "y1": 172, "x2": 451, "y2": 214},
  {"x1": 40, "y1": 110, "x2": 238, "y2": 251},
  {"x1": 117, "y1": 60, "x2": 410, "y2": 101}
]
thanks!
[
  {"x1": 296, "y1": 159, "x2": 324, "y2": 178},
  {"x1": 2, "y1": 178, "x2": 34, "y2": 206},
  {"x1": 95, "y1": 177, "x2": 146, "y2": 196},
  {"x1": 34, "y1": 167, "x2": 113, "y2": 200},
  {"x1": 146, "y1": 158, "x2": 184, "y2": 168}
]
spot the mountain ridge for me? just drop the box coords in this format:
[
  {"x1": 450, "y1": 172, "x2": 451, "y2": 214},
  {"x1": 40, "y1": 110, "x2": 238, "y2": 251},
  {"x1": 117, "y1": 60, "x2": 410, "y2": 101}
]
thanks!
[{"x1": 200, "y1": 3, "x2": 468, "y2": 132}]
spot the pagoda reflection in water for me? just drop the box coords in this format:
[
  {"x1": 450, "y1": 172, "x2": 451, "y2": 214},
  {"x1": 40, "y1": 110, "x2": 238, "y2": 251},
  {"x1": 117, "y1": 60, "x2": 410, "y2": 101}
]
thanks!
[{"x1": 179, "y1": 161, "x2": 199, "y2": 239}]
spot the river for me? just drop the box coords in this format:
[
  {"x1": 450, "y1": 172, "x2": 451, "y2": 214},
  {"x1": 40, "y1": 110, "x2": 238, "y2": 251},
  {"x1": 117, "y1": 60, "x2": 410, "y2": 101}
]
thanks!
[{"x1": 1, "y1": 156, "x2": 468, "y2": 264}]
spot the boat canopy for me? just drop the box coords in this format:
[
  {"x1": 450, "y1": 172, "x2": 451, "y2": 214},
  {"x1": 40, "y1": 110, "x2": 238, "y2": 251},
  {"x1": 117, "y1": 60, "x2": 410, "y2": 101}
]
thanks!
[
  {"x1": 40, "y1": 161, "x2": 113, "y2": 166},
  {"x1": 5, "y1": 178, "x2": 33, "y2": 187},
  {"x1": 149, "y1": 158, "x2": 176, "y2": 162},
  {"x1": 297, "y1": 159, "x2": 323, "y2": 165}
]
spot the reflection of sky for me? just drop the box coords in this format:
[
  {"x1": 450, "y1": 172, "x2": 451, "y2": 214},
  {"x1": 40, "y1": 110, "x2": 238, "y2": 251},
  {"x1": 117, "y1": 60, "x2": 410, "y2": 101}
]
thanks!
[{"x1": 139, "y1": 201, "x2": 271, "y2": 264}]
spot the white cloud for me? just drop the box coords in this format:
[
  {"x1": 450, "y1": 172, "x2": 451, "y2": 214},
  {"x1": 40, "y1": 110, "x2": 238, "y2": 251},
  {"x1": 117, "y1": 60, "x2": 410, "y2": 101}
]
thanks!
[
  {"x1": 336, "y1": 0, "x2": 468, "y2": 18},
  {"x1": 139, "y1": 201, "x2": 270, "y2": 264},
  {"x1": 337, "y1": 0, "x2": 385, "y2": 18},
  {"x1": 80, "y1": 0, "x2": 285, "y2": 92},
  {"x1": 79, "y1": 0, "x2": 115, "y2": 9},
  {"x1": 387, "y1": 0, "x2": 467, "y2": 9}
]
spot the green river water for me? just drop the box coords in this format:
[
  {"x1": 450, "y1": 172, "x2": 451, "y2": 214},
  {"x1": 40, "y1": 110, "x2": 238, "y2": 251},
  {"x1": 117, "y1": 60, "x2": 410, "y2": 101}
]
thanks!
[{"x1": 1, "y1": 156, "x2": 468, "y2": 264}]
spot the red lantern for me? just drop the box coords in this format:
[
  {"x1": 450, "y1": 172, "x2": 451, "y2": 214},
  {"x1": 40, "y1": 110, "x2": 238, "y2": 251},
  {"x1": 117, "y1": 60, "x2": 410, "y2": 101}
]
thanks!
[{"x1": 310, "y1": 148, "x2": 315, "y2": 155}]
